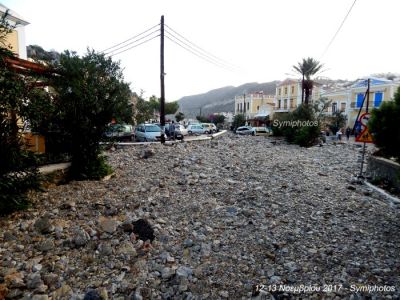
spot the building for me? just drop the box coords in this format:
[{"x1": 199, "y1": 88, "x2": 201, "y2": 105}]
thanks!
[
  {"x1": 274, "y1": 78, "x2": 323, "y2": 113},
  {"x1": 321, "y1": 77, "x2": 400, "y2": 127},
  {"x1": 234, "y1": 92, "x2": 275, "y2": 125},
  {"x1": 0, "y1": 3, "x2": 29, "y2": 59}
]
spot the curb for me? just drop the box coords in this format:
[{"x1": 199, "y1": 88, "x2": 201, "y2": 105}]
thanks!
[{"x1": 39, "y1": 162, "x2": 71, "y2": 175}]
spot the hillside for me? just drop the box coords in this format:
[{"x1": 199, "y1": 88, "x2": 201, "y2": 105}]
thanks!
[{"x1": 178, "y1": 81, "x2": 278, "y2": 118}]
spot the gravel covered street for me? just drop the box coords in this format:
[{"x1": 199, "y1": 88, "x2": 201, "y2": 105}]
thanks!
[{"x1": 1, "y1": 134, "x2": 399, "y2": 299}]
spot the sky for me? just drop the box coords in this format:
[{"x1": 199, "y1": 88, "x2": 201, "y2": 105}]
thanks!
[{"x1": 3, "y1": 0, "x2": 400, "y2": 101}]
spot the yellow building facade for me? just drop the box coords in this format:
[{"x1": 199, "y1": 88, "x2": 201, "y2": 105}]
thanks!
[
  {"x1": 0, "y1": 4, "x2": 29, "y2": 58},
  {"x1": 321, "y1": 78, "x2": 400, "y2": 127},
  {"x1": 274, "y1": 79, "x2": 323, "y2": 113},
  {"x1": 234, "y1": 92, "x2": 275, "y2": 121}
]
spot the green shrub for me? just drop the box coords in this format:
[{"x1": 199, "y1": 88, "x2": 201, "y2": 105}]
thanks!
[
  {"x1": 272, "y1": 104, "x2": 320, "y2": 146},
  {"x1": 369, "y1": 87, "x2": 400, "y2": 162},
  {"x1": 0, "y1": 49, "x2": 40, "y2": 215}
]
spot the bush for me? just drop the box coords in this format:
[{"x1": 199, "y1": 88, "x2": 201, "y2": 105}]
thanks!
[
  {"x1": 369, "y1": 87, "x2": 400, "y2": 161},
  {"x1": 49, "y1": 50, "x2": 132, "y2": 180},
  {"x1": 272, "y1": 104, "x2": 320, "y2": 146},
  {"x1": 0, "y1": 49, "x2": 40, "y2": 215},
  {"x1": 232, "y1": 114, "x2": 245, "y2": 129}
]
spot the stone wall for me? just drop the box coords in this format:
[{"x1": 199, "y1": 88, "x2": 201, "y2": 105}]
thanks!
[{"x1": 367, "y1": 155, "x2": 400, "y2": 189}]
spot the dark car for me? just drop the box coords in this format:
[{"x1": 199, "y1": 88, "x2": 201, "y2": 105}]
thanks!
[{"x1": 104, "y1": 124, "x2": 135, "y2": 141}]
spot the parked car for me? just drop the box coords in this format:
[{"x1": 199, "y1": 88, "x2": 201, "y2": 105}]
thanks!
[
  {"x1": 201, "y1": 123, "x2": 217, "y2": 134},
  {"x1": 253, "y1": 126, "x2": 272, "y2": 136},
  {"x1": 235, "y1": 126, "x2": 254, "y2": 135},
  {"x1": 104, "y1": 124, "x2": 135, "y2": 141},
  {"x1": 165, "y1": 123, "x2": 184, "y2": 140},
  {"x1": 187, "y1": 124, "x2": 206, "y2": 135},
  {"x1": 174, "y1": 124, "x2": 188, "y2": 136},
  {"x1": 135, "y1": 124, "x2": 166, "y2": 142}
]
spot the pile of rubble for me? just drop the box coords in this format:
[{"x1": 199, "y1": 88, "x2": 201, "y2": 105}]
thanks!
[{"x1": 1, "y1": 134, "x2": 399, "y2": 299}]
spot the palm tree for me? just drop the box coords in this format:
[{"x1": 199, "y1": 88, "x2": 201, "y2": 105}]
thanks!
[{"x1": 293, "y1": 57, "x2": 323, "y2": 105}]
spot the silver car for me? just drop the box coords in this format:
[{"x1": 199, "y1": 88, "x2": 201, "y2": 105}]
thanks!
[
  {"x1": 135, "y1": 124, "x2": 166, "y2": 142},
  {"x1": 187, "y1": 124, "x2": 206, "y2": 135},
  {"x1": 235, "y1": 126, "x2": 254, "y2": 135}
]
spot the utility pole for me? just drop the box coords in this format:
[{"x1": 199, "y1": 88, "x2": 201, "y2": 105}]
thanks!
[
  {"x1": 243, "y1": 93, "x2": 246, "y2": 125},
  {"x1": 160, "y1": 15, "x2": 166, "y2": 143}
]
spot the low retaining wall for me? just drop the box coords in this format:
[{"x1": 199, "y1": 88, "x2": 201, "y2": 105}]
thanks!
[{"x1": 367, "y1": 156, "x2": 400, "y2": 189}]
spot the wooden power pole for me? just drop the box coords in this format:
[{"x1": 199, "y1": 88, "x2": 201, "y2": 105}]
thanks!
[{"x1": 160, "y1": 15, "x2": 166, "y2": 143}]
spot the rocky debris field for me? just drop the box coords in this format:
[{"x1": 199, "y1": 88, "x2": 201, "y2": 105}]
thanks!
[{"x1": 1, "y1": 134, "x2": 399, "y2": 300}]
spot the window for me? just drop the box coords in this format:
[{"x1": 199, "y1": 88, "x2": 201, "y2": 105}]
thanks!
[
  {"x1": 240, "y1": 103, "x2": 242, "y2": 112},
  {"x1": 340, "y1": 102, "x2": 346, "y2": 112},
  {"x1": 374, "y1": 92, "x2": 383, "y2": 107},
  {"x1": 284, "y1": 87, "x2": 288, "y2": 95},
  {"x1": 257, "y1": 105, "x2": 259, "y2": 111},
  {"x1": 356, "y1": 93, "x2": 364, "y2": 108},
  {"x1": 290, "y1": 99, "x2": 294, "y2": 108},
  {"x1": 291, "y1": 86, "x2": 294, "y2": 94},
  {"x1": 332, "y1": 102, "x2": 337, "y2": 113},
  {"x1": 284, "y1": 99, "x2": 287, "y2": 109},
  {"x1": 237, "y1": 104, "x2": 239, "y2": 111},
  {"x1": 278, "y1": 100, "x2": 281, "y2": 108},
  {"x1": 247, "y1": 102, "x2": 249, "y2": 110},
  {"x1": 278, "y1": 88, "x2": 281, "y2": 96}
]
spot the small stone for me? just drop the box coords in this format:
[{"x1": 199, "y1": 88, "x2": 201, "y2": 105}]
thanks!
[
  {"x1": 176, "y1": 266, "x2": 192, "y2": 278},
  {"x1": 32, "y1": 295, "x2": 49, "y2": 300},
  {"x1": 0, "y1": 284, "x2": 8, "y2": 300},
  {"x1": 5, "y1": 272, "x2": 25, "y2": 288},
  {"x1": 3, "y1": 231, "x2": 16, "y2": 241},
  {"x1": 83, "y1": 289, "x2": 101, "y2": 300},
  {"x1": 161, "y1": 267, "x2": 174, "y2": 279},
  {"x1": 27, "y1": 273, "x2": 43, "y2": 289},
  {"x1": 52, "y1": 284, "x2": 72, "y2": 299},
  {"x1": 34, "y1": 215, "x2": 53, "y2": 234},
  {"x1": 183, "y1": 239, "x2": 194, "y2": 248},
  {"x1": 98, "y1": 242, "x2": 113, "y2": 256},
  {"x1": 73, "y1": 228, "x2": 90, "y2": 247},
  {"x1": 32, "y1": 264, "x2": 43, "y2": 272},
  {"x1": 219, "y1": 290, "x2": 229, "y2": 298},
  {"x1": 37, "y1": 238, "x2": 55, "y2": 252},
  {"x1": 99, "y1": 218, "x2": 118, "y2": 234}
]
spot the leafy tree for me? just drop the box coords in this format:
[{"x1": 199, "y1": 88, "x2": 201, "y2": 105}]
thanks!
[
  {"x1": 196, "y1": 115, "x2": 208, "y2": 123},
  {"x1": 50, "y1": 50, "x2": 132, "y2": 180},
  {"x1": 210, "y1": 114, "x2": 225, "y2": 125},
  {"x1": 135, "y1": 95, "x2": 153, "y2": 124},
  {"x1": 175, "y1": 111, "x2": 185, "y2": 122},
  {"x1": 148, "y1": 95, "x2": 179, "y2": 115},
  {"x1": 0, "y1": 15, "x2": 40, "y2": 215},
  {"x1": 293, "y1": 57, "x2": 323, "y2": 105},
  {"x1": 232, "y1": 114, "x2": 245, "y2": 129},
  {"x1": 369, "y1": 86, "x2": 400, "y2": 161},
  {"x1": 326, "y1": 112, "x2": 347, "y2": 135}
]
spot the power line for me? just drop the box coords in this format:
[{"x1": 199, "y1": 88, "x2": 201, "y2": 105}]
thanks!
[
  {"x1": 165, "y1": 34, "x2": 236, "y2": 71},
  {"x1": 100, "y1": 23, "x2": 160, "y2": 53},
  {"x1": 104, "y1": 29, "x2": 160, "y2": 56},
  {"x1": 164, "y1": 30, "x2": 236, "y2": 71},
  {"x1": 165, "y1": 24, "x2": 240, "y2": 70},
  {"x1": 108, "y1": 34, "x2": 160, "y2": 57},
  {"x1": 320, "y1": 0, "x2": 358, "y2": 59}
]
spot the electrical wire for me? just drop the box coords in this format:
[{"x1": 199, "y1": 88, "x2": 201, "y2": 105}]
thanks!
[
  {"x1": 320, "y1": 0, "x2": 357, "y2": 59},
  {"x1": 104, "y1": 29, "x2": 160, "y2": 56},
  {"x1": 165, "y1": 34, "x2": 236, "y2": 72},
  {"x1": 100, "y1": 23, "x2": 160, "y2": 53},
  {"x1": 164, "y1": 30, "x2": 235, "y2": 71},
  {"x1": 165, "y1": 24, "x2": 239, "y2": 71},
  {"x1": 107, "y1": 34, "x2": 160, "y2": 57}
]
